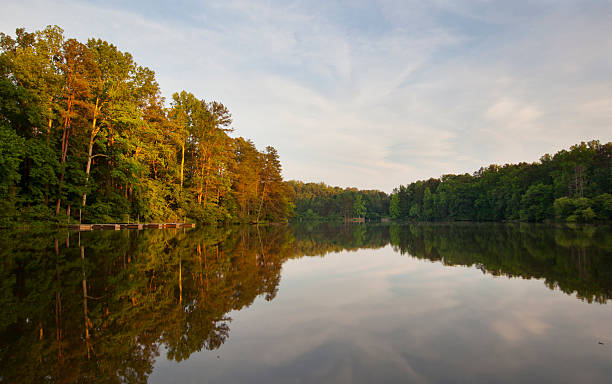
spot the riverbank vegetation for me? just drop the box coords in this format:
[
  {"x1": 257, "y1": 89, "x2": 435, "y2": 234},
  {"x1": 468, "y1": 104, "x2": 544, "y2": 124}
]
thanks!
[
  {"x1": 289, "y1": 141, "x2": 611, "y2": 223},
  {"x1": 1, "y1": 26, "x2": 610, "y2": 226},
  {"x1": 0, "y1": 26, "x2": 292, "y2": 226},
  {"x1": 286, "y1": 181, "x2": 389, "y2": 221},
  {"x1": 389, "y1": 141, "x2": 611, "y2": 223}
]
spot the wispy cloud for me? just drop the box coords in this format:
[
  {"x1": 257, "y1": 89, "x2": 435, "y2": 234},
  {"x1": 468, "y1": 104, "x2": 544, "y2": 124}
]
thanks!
[{"x1": 1, "y1": 0, "x2": 611, "y2": 191}]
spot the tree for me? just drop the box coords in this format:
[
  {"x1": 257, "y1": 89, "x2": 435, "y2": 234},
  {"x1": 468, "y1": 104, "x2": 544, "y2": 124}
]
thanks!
[
  {"x1": 80, "y1": 39, "x2": 136, "y2": 209},
  {"x1": 55, "y1": 38, "x2": 97, "y2": 215},
  {"x1": 0, "y1": 124, "x2": 25, "y2": 220},
  {"x1": 519, "y1": 183, "x2": 553, "y2": 222},
  {"x1": 353, "y1": 194, "x2": 366, "y2": 218},
  {"x1": 389, "y1": 193, "x2": 400, "y2": 219},
  {"x1": 257, "y1": 146, "x2": 285, "y2": 222}
]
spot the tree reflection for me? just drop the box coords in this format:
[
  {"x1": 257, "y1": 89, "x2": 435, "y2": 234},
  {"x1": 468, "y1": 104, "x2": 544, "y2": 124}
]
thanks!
[
  {"x1": 386, "y1": 223, "x2": 612, "y2": 304},
  {"x1": 0, "y1": 222, "x2": 610, "y2": 382}
]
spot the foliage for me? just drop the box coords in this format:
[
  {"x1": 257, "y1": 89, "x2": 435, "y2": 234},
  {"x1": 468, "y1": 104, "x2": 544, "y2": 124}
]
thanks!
[
  {"x1": 286, "y1": 180, "x2": 389, "y2": 221},
  {"x1": 554, "y1": 194, "x2": 612, "y2": 222},
  {"x1": 0, "y1": 26, "x2": 292, "y2": 224},
  {"x1": 390, "y1": 141, "x2": 611, "y2": 222}
]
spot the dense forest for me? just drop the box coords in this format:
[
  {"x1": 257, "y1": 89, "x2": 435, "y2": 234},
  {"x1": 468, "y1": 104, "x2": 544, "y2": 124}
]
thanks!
[
  {"x1": 288, "y1": 142, "x2": 611, "y2": 223},
  {"x1": 286, "y1": 180, "x2": 389, "y2": 221},
  {"x1": 1, "y1": 26, "x2": 610, "y2": 227},
  {"x1": 389, "y1": 141, "x2": 612, "y2": 222},
  {"x1": 0, "y1": 26, "x2": 292, "y2": 226}
]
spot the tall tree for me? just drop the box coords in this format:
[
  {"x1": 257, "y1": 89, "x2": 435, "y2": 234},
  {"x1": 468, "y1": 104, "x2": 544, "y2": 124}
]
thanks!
[{"x1": 55, "y1": 38, "x2": 97, "y2": 215}]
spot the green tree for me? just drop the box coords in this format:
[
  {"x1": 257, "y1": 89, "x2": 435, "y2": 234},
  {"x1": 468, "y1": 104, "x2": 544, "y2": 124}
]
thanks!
[
  {"x1": 389, "y1": 193, "x2": 400, "y2": 219},
  {"x1": 519, "y1": 183, "x2": 553, "y2": 222},
  {"x1": 353, "y1": 194, "x2": 366, "y2": 218}
]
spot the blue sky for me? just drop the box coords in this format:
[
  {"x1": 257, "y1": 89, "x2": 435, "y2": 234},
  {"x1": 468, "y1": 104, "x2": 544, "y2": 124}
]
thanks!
[{"x1": 2, "y1": 0, "x2": 611, "y2": 191}]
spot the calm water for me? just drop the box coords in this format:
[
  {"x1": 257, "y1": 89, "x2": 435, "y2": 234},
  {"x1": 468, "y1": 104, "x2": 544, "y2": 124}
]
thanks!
[{"x1": 1, "y1": 223, "x2": 612, "y2": 383}]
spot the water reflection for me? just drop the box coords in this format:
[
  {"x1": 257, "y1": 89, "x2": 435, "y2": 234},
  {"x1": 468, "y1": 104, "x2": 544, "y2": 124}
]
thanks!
[{"x1": 0, "y1": 223, "x2": 610, "y2": 383}]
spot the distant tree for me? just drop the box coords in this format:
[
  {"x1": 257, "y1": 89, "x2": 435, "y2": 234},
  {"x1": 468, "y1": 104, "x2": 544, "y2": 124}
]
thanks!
[
  {"x1": 353, "y1": 194, "x2": 366, "y2": 218},
  {"x1": 388, "y1": 141, "x2": 611, "y2": 223},
  {"x1": 389, "y1": 193, "x2": 400, "y2": 219},
  {"x1": 520, "y1": 183, "x2": 553, "y2": 222}
]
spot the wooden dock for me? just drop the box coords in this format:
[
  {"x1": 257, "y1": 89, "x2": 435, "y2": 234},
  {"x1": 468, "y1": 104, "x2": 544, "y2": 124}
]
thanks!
[
  {"x1": 70, "y1": 223, "x2": 195, "y2": 231},
  {"x1": 93, "y1": 224, "x2": 121, "y2": 230},
  {"x1": 124, "y1": 224, "x2": 144, "y2": 230},
  {"x1": 144, "y1": 223, "x2": 163, "y2": 229}
]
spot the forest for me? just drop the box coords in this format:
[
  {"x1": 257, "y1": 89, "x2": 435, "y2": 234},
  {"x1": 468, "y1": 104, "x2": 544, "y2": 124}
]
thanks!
[
  {"x1": 286, "y1": 180, "x2": 389, "y2": 221},
  {"x1": 389, "y1": 141, "x2": 612, "y2": 223},
  {"x1": 1, "y1": 26, "x2": 610, "y2": 227},
  {"x1": 0, "y1": 26, "x2": 292, "y2": 226},
  {"x1": 288, "y1": 141, "x2": 611, "y2": 223}
]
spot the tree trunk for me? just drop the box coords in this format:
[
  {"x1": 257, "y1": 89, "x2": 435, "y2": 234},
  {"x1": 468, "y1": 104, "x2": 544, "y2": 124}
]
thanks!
[
  {"x1": 82, "y1": 97, "x2": 99, "y2": 207},
  {"x1": 56, "y1": 91, "x2": 74, "y2": 215},
  {"x1": 256, "y1": 183, "x2": 266, "y2": 223},
  {"x1": 198, "y1": 162, "x2": 205, "y2": 204},
  {"x1": 203, "y1": 163, "x2": 211, "y2": 204},
  {"x1": 180, "y1": 143, "x2": 185, "y2": 192},
  {"x1": 45, "y1": 114, "x2": 52, "y2": 206}
]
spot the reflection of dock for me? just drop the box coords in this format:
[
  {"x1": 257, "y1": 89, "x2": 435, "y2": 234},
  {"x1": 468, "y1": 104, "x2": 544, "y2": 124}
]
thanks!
[
  {"x1": 70, "y1": 223, "x2": 195, "y2": 231},
  {"x1": 346, "y1": 217, "x2": 365, "y2": 223}
]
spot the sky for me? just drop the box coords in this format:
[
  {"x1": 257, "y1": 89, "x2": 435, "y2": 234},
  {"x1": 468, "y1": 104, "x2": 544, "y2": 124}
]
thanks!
[{"x1": 1, "y1": 0, "x2": 611, "y2": 192}]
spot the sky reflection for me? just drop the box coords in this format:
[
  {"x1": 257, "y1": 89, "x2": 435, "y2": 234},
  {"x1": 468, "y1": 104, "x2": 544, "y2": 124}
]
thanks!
[{"x1": 151, "y1": 244, "x2": 612, "y2": 383}]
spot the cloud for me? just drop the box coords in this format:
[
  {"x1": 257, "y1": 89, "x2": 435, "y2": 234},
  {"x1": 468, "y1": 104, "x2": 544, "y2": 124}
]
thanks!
[
  {"x1": 484, "y1": 98, "x2": 541, "y2": 125},
  {"x1": 1, "y1": 0, "x2": 611, "y2": 192}
]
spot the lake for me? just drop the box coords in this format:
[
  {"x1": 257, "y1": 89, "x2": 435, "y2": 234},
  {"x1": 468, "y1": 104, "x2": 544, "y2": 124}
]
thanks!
[{"x1": 1, "y1": 223, "x2": 612, "y2": 383}]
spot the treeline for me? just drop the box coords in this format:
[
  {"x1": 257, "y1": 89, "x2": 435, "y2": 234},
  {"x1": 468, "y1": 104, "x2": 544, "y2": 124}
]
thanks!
[
  {"x1": 390, "y1": 141, "x2": 612, "y2": 222},
  {"x1": 286, "y1": 180, "x2": 389, "y2": 220},
  {"x1": 0, "y1": 26, "x2": 292, "y2": 225},
  {"x1": 389, "y1": 223, "x2": 612, "y2": 303}
]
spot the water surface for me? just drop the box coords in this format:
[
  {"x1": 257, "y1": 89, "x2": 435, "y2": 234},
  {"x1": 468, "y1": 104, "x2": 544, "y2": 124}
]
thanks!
[{"x1": 1, "y1": 223, "x2": 611, "y2": 383}]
